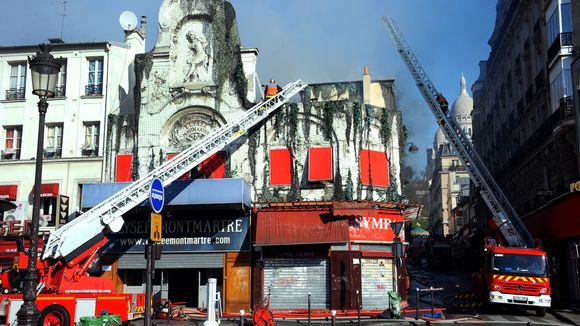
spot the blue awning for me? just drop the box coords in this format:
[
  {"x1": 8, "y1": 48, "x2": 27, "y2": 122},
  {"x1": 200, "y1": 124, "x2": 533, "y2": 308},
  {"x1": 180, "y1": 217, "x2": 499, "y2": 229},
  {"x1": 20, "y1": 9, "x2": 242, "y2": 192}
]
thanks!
[{"x1": 81, "y1": 178, "x2": 252, "y2": 210}]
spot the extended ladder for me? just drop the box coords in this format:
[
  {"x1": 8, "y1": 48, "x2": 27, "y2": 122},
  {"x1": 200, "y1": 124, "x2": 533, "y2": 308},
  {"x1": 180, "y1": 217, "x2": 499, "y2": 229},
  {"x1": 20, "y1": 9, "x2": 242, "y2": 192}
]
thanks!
[
  {"x1": 43, "y1": 80, "x2": 308, "y2": 261},
  {"x1": 383, "y1": 17, "x2": 534, "y2": 248}
]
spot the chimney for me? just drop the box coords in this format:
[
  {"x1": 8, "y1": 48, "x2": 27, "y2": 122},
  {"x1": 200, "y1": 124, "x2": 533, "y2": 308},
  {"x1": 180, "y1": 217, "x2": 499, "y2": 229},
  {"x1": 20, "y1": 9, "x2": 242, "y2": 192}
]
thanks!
[
  {"x1": 140, "y1": 16, "x2": 147, "y2": 36},
  {"x1": 363, "y1": 66, "x2": 371, "y2": 104}
]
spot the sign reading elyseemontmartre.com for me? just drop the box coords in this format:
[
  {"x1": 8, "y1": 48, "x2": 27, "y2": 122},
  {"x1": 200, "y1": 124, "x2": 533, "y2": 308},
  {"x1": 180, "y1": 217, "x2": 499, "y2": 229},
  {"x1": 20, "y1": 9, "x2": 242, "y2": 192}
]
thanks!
[{"x1": 104, "y1": 214, "x2": 250, "y2": 253}]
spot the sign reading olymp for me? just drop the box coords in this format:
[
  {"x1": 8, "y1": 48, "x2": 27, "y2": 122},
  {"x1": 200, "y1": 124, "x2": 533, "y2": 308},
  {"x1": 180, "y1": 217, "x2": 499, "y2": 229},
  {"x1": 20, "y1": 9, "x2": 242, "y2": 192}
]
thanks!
[{"x1": 149, "y1": 178, "x2": 164, "y2": 213}]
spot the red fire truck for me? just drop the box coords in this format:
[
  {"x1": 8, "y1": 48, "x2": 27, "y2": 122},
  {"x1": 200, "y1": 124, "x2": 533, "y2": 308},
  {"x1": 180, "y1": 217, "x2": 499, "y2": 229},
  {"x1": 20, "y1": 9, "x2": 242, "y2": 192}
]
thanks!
[
  {"x1": 480, "y1": 239, "x2": 550, "y2": 316},
  {"x1": 0, "y1": 80, "x2": 306, "y2": 325}
]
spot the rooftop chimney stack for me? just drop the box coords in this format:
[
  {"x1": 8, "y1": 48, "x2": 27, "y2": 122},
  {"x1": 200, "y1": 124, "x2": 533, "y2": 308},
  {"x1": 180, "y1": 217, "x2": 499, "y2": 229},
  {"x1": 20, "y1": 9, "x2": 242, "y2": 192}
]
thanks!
[{"x1": 140, "y1": 16, "x2": 147, "y2": 37}]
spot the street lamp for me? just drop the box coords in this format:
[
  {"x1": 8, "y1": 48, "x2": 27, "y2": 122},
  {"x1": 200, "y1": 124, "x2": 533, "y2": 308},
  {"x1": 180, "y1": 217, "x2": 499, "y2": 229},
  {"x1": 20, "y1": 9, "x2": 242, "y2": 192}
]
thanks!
[
  {"x1": 17, "y1": 44, "x2": 62, "y2": 326},
  {"x1": 406, "y1": 142, "x2": 419, "y2": 154}
]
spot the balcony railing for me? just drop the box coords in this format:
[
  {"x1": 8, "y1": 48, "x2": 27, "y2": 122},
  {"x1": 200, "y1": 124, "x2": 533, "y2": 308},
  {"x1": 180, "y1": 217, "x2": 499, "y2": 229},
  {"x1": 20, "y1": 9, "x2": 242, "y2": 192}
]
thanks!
[
  {"x1": 82, "y1": 146, "x2": 99, "y2": 157},
  {"x1": 85, "y1": 84, "x2": 103, "y2": 96},
  {"x1": 1, "y1": 149, "x2": 20, "y2": 160},
  {"x1": 5, "y1": 88, "x2": 25, "y2": 100},
  {"x1": 548, "y1": 32, "x2": 574, "y2": 63},
  {"x1": 44, "y1": 147, "x2": 62, "y2": 159}
]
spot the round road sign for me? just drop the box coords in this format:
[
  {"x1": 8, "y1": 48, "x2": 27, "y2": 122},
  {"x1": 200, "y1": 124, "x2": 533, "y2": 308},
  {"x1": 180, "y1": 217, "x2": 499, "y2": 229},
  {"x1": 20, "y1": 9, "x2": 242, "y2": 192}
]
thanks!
[{"x1": 149, "y1": 178, "x2": 164, "y2": 213}]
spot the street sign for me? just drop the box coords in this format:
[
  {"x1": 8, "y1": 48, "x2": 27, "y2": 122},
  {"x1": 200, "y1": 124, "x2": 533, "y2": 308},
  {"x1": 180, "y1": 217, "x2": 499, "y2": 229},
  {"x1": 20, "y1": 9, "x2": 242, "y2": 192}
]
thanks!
[
  {"x1": 56, "y1": 195, "x2": 69, "y2": 227},
  {"x1": 391, "y1": 237, "x2": 403, "y2": 258},
  {"x1": 150, "y1": 213, "x2": 162, "y2": 242},
  {"x1": 149, "y1": 178, "x2": 164, "y2": 213}
]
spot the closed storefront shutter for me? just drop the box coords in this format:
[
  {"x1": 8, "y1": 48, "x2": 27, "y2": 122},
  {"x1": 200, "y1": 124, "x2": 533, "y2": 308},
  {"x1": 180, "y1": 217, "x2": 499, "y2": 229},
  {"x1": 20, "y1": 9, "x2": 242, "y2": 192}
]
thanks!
[
  {"x1": 361, "y1": 258, "x2": 394, "y2": 310},
  {"x1": 117, "y1": 253, "x2": 224, "y2": 269},
  {"x1": 263, "y1": 258, "x2": 329, "y2": 309}
]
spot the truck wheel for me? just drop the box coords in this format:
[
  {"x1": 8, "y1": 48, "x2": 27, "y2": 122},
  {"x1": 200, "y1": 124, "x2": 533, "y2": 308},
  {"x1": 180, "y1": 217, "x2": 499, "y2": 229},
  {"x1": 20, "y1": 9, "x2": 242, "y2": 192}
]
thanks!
[
  {"x1": 39, "y1": 305, "x2": 70, "y2": 326},
  {"x1": 536, "y1": 307, "x2": 547, "y2": 317}
]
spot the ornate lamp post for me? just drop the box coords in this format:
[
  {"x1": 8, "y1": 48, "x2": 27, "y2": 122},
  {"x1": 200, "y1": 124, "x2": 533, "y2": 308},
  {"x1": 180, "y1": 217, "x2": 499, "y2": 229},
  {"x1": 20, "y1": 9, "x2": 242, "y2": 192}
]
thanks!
[{"x1": 17, "y1": 44, "x2": 62, "y2": 326}]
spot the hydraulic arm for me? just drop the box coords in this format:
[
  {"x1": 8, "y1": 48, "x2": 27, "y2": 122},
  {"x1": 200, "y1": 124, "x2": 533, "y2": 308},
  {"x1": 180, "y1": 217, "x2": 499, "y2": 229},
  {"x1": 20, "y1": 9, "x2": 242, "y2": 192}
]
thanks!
[{"x1": 42, "y1": 80, "x2": 307, "y2": 262}]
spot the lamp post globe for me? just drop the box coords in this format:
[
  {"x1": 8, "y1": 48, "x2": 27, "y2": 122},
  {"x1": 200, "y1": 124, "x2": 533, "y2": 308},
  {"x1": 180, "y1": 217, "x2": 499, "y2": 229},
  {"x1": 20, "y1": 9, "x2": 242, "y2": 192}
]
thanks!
[
  {"x1": 17, "y1": 44, "x2": 62, "y2": 326},
  {"x1": 407, "y1": 142, "x2": 419, "y2": 154}
]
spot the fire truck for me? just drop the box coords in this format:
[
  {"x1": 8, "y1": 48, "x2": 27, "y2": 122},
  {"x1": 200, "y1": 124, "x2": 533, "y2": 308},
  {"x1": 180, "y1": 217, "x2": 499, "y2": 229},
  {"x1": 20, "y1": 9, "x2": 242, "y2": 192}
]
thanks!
[
  {"x1": 0, "y1": 80, "x2": 307, "y2": 325},
  {"x1": 383, "y1": 18, "x2": 551, "y2": 316}
]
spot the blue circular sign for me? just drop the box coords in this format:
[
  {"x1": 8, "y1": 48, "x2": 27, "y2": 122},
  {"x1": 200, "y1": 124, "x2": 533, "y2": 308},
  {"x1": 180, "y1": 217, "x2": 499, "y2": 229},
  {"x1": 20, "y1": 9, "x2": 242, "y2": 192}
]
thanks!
[{"x1": 149, "y1": 178, "x2": 164, "y2": 213}]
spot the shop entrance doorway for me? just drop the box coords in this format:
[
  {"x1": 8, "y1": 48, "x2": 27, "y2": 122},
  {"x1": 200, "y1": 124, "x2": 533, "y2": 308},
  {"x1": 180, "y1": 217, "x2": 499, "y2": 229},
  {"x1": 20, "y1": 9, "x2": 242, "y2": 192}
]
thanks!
[{"x1": 167, "y1": 268, "x2": 222, "y2": 308}]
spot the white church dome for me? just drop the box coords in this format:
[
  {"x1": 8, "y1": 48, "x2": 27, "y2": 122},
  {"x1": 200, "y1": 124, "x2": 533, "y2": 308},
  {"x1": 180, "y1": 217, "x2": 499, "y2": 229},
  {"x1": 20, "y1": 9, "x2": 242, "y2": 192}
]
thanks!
[{"x1": 450, "y1": 74, "x2": 473, "y2": 117}]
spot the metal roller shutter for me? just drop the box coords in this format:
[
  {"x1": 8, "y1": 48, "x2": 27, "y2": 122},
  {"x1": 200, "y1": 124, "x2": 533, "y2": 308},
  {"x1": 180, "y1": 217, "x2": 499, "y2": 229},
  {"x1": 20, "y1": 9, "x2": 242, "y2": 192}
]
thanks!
[
  {"x1": 263, "y1": 258, "x2": 329, "y2": 309},
  {"x1": 361, "y1": 258, "x2": 394, "y2": 310},
  {"x1": 117, "y1": 253, "x2": 224, "y2": 269}
]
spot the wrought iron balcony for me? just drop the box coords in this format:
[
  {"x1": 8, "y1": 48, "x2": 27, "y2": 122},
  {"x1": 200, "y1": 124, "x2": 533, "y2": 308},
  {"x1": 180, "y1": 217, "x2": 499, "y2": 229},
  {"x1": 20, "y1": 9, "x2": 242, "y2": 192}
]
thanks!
[
  {"x1": 44, "y1": 147, "x2": 62, "y2": 159},
  {"x1": 85, "y1": 84, "x2": 103, "y2": 96},
  {"x1": 548, "y1": 32, "x2": 574, "y2": 63},
  {"x1": 1, "y1": 149, "x2": 20, "y2": 160},
  {"x1": 5, "y1": 88, "x2": 25, "y2": 100}
]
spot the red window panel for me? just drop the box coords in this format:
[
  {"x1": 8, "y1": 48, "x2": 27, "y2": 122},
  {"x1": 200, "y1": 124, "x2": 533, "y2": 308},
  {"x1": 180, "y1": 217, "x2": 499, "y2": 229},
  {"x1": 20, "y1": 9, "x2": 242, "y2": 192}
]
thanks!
[
  {"x1": 308, "y1": 147, "x2": 333, "y2": 181},
  {"x1": 167, "y1": 153, "x2": 191, "y2": 180},
  {"x1": 199, "y1": 152, "x2": 226, "y2": 179},
  {"x1": 115, "y1": 154, "x2": 133, "y2": 182},
  {"x1": 270, "y1": 148, "x2": 292, "y2": 185},
  {"x1": 359, "y1": 149, "x2": 389, "y2": 187}
]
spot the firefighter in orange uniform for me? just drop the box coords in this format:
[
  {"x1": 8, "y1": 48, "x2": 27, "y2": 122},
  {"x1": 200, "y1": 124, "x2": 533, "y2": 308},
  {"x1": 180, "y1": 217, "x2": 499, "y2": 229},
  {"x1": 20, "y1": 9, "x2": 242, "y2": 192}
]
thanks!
[{"x1": 264, "y1": 78, "x2": 283, "y2": 100}]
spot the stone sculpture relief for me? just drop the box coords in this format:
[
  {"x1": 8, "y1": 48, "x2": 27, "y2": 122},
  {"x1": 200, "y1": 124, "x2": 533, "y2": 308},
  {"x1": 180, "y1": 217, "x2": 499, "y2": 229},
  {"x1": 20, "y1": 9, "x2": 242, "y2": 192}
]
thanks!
[{"x1": 163, "y1": 109, "x2": 222, "y2": 151}]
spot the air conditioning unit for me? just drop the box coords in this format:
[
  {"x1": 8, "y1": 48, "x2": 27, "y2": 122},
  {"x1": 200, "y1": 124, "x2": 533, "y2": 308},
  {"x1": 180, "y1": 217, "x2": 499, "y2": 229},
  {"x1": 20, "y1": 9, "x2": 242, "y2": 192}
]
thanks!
[{"x1": 3, "y1": 202, "x2": 29, "y2": 222}]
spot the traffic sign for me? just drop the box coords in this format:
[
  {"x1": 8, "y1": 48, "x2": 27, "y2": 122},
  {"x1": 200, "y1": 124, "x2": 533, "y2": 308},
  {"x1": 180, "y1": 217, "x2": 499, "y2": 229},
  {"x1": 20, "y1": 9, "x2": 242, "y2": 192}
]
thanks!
[
  {"x1": 149, "y1": 178, "x2": 164, "y2": 213},
  {"x1": 150, "y1": 213, "x2": 162, "y2": 242},
  {"x1": 56, "y1": 195, "x2": 69, "y2": 227}
]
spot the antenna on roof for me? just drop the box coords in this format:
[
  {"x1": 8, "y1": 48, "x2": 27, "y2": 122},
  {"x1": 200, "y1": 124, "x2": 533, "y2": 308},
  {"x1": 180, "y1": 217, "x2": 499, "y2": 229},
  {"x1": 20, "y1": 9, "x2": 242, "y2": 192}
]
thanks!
[{"x1": 59, "y1": 0, "x2": 67, "y2": 40}]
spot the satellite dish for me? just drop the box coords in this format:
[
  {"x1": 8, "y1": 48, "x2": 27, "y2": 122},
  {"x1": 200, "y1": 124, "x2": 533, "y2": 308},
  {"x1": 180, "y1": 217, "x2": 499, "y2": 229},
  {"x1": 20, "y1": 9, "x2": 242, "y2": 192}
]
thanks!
[{"x1": 119, "y1": 11, "x2": 138, "y2": 31}]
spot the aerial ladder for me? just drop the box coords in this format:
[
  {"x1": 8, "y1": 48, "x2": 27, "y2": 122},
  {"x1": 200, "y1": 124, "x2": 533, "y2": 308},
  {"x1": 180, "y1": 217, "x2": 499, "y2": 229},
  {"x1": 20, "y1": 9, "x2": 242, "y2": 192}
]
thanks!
[
  {"x1": 42, "y1": 79, "x2": 307, "y2": 262},
  {"x1": 382, "y1": 17, "x2": 534, "y2": 249}
]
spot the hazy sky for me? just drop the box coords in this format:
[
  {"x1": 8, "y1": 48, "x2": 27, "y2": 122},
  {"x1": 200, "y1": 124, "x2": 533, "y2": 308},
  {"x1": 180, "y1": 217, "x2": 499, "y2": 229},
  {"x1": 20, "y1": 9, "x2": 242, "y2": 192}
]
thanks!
[{"x1": 0, "y1": 0, "x2": 496, "y2": 177}]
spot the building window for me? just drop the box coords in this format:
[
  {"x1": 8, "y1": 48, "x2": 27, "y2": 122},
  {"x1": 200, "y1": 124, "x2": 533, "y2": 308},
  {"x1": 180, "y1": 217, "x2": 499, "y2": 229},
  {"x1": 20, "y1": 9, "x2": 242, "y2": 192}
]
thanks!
[
  {"x1": 55, "y1": 61, "x2": 67, "y2": 97},
  {"x1": 269, "y1": 148, "x2": 292, "y2": 186},
  {"x1": 308, "y1": 147, "x2": 333, "y2": 181},
  {"x1": 45, "y1": 123, "x2": 63, "y2": 158},
  {"x1": 196, "y1": 152, "x2": 226, "y2": 179},
  {"x1": 82, "y1": 122, "x2": 99, "y2": 156},
  {"x1": 359, "y1": 149, "x2": 389, "y2": 187},
  {"x1": 549, "y1": 69, "x2": 573, "y2": 111},
  {"x1": 6, "y1": 62, "x2": 26, "y2": 100},
  {"x1": 86, "y1": 58, "x2": 103, "y2": 96},
  {"x1": 546, "y1": 9, "x2": 560, "y2": 47},
  {"x1": 3, "y1": 126, "x2": 22, "y2": 160}
]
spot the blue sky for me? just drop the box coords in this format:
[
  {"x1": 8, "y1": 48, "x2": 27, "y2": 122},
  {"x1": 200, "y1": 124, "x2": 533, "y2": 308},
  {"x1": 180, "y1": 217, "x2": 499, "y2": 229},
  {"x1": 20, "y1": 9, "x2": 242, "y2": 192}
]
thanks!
[{"x1": 0, "y1": 0, "x2": 496, "y2": 177}]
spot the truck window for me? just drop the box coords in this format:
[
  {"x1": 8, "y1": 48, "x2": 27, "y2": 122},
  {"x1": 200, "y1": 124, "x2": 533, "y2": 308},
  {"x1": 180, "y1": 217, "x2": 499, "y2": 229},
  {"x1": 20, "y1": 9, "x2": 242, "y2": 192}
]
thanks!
[{"x1": 492, "y1": 253, "x2": 547, "y2": 276}]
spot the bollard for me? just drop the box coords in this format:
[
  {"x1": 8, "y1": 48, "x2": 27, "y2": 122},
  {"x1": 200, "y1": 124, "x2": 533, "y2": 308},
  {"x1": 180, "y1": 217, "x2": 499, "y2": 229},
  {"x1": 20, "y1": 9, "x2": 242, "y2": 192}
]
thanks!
[
  {"x1": 240, "y1": 309, "x2": 245, "y2": 326},
  {"x1": 331, "y1": 310, "x2": 336, "y2": 326},
  {"x1": 415, "y1": 288, "x2": 420, "y2": 320},
  {"x1": 430, "y1": 286, "x2": 435, "y2": 318},
  {"x1": 356, "y1": 290, "x2": 361, "y2": 326},
  {"x1": 203, "y1": 278, "x2": 219, "y2": 326},
  {"x1": 308, "y1": 292, "x2": 311, "y2": 326}
]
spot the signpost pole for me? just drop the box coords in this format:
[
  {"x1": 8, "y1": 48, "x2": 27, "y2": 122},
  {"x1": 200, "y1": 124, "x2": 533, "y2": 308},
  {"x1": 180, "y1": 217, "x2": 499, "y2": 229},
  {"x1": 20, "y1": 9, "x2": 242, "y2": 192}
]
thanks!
[{"x1": 145, "y1": 244, "x2": 152, "y2": 326}]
